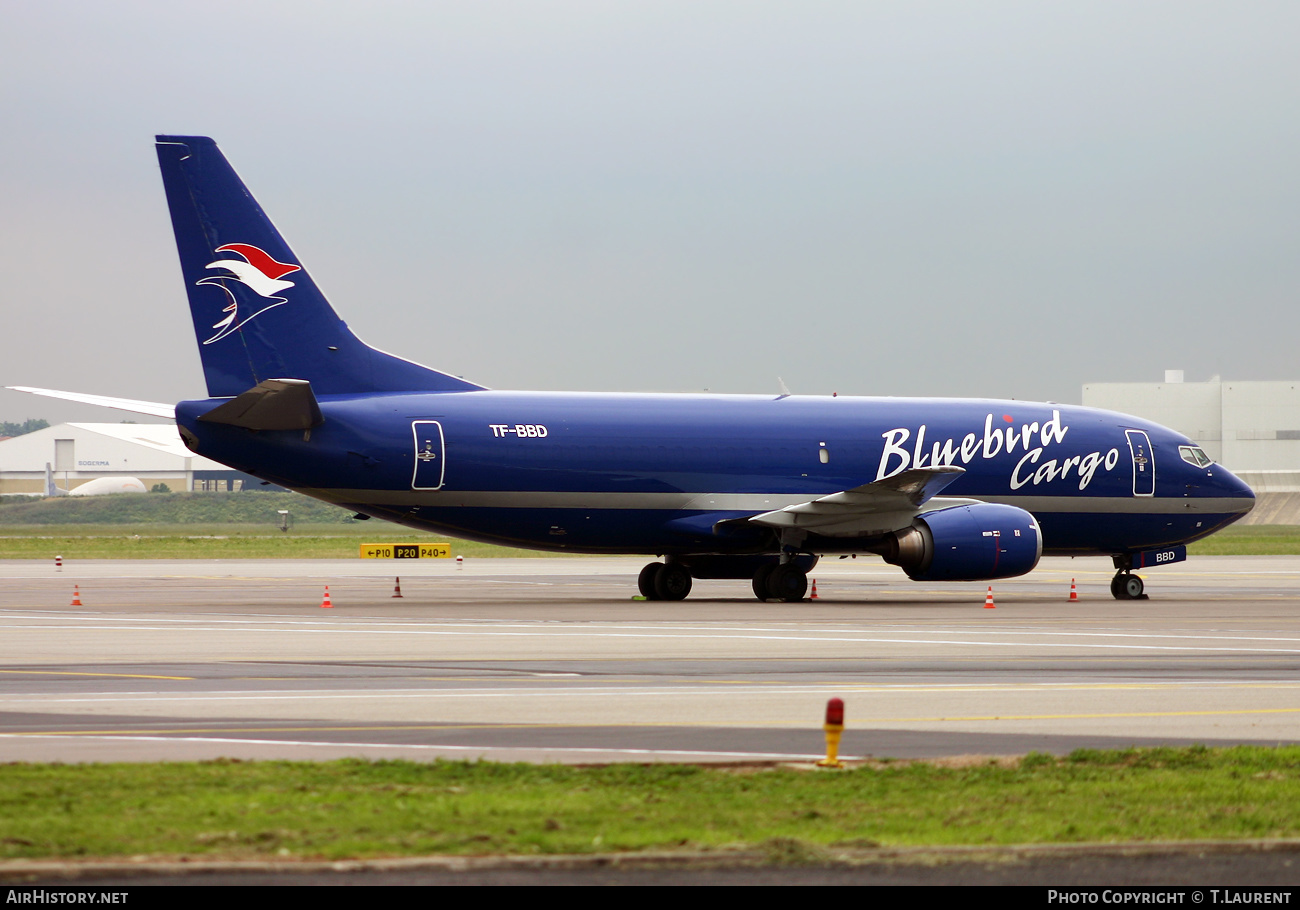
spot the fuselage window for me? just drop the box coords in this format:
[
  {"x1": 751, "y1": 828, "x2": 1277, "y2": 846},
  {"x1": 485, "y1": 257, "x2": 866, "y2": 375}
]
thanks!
[{"x1": 1179, "y1": 445, "x2": 1213, "y2": 468}]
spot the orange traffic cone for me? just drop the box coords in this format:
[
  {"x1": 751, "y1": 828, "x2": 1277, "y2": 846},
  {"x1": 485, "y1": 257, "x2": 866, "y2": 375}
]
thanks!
[
  {"x1": 392, "y1": 577, "x2": 403, "y2": 598},
  {"x1": 1069, "y1": 578, "x2": 1078, "y2": 601},
  {"x1": 810, "y1": 578, "x2": 819, "y2": 600},
  {"x1": 321, "y1": 585, "x2": 333, "y2": 609},
  {"x1": 984, "y1": 585, "x2": 995, "y2": 609},
  {"x1": 70, "y1": 585, "x2": 82, "y2": 607}
]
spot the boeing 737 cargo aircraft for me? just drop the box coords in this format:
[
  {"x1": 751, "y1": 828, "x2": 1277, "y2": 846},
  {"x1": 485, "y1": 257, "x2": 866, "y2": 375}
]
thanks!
[{"x1": 11, "y1": 136, "x2": 1256, "y2": 601}]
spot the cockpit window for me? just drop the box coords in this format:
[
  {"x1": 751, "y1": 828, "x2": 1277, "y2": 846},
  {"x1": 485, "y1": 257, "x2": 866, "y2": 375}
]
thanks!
[{"x1": 1179, "y1": 445, "x2": 1213, "y2": 468}]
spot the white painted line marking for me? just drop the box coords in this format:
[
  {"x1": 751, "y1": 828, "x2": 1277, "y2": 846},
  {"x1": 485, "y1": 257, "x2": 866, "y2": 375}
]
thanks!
[{"x1": 0, "y1": 734, "x2": 834, "y2": 761}]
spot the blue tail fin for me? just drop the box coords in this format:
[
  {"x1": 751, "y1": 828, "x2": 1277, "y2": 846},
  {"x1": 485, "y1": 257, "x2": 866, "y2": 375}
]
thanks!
[{"x1": 155, "y1": 136, "x2": 485, "y2": 398}]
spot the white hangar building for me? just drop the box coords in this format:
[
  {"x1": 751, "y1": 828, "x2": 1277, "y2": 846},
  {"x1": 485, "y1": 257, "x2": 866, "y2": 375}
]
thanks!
[{"x1": 0, "y1": 423, "x2": 257, "y2": 495}]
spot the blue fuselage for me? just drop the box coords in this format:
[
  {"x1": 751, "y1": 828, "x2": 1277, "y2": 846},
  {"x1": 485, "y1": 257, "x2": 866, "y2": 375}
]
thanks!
[{"x1": 176, "y1": 391, "x2": 1255, "y2": 558}]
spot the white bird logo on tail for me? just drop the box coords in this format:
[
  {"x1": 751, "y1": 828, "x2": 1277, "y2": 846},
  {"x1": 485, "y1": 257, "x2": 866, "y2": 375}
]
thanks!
[{"x1": 197, "y1": 243, "x2": 302, "y2": 344}]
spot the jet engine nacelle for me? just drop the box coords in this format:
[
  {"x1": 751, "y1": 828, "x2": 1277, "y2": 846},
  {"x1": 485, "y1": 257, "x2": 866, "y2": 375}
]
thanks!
[{"x1": 885, "y1": 502, "x2": 1042, "y2": 582}]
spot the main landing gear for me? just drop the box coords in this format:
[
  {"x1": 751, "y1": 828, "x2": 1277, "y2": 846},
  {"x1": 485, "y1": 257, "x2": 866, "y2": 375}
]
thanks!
[
  {"x1": 638, "y1": 562, "x2": 692, "y2": 601},
  {"x1": 636, "y1": 558, "x2": 813, "y2": 602},
  {"x1": 751, "y1": 562, "x2": 808, "y2": 602}
]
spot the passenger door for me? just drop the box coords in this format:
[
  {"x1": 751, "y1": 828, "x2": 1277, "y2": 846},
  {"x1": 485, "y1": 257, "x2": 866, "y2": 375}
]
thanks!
[
  {"x1": 411, "y1": 420, "x2": 445, "y2": 490},
  {"x1": 1125, "y1": 429, "x2": 1154, "y2": 497}
]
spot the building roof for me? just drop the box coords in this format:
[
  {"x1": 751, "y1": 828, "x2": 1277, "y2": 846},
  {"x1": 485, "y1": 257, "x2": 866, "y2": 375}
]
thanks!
[
  {"x1": 0, "y1": 423, "x2": 228, "y2": 473},
  {"x1": 63, "y1": 423, "x2": 195, "y2": 459}
]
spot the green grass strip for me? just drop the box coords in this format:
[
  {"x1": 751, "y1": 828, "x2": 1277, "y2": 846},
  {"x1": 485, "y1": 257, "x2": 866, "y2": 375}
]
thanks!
[
  {"x1": 0, "y1": 525, "x2": 568, "y2": 559},
  {"x1": 0, "y1": 523, "x2": 1296, "y2": 559},
  {"x1": 2, "y1": 747, "x2": 1298, "y2": 860},
  {"x1": 1187, "y1": 525, "x2": 1300, "y2": 556}
]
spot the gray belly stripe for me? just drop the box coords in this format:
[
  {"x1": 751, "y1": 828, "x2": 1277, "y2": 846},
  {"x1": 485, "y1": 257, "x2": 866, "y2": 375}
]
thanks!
[{"x1": 301, "y1": 487, "x2": 1253, "y2": 516}]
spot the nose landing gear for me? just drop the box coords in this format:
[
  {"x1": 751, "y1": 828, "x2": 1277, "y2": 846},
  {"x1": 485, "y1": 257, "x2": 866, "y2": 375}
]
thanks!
[
  {"x1": 1110, "y1": 571, "x2": 1146, "y2": 600},
  {"x1": 1109, "y1": 555, "x2": 1148, "y2": 600}
]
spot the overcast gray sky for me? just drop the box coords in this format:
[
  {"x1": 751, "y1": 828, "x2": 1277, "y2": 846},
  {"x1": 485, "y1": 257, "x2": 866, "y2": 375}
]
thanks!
[{"x1": 2, "y1": 1, "x2": 1297, "y2": 426}]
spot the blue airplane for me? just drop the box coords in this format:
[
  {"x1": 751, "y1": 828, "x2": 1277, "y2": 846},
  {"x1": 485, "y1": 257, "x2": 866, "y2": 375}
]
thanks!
[{"x1": 12, "y1": 136, "x2": 1256, "y2": 602}]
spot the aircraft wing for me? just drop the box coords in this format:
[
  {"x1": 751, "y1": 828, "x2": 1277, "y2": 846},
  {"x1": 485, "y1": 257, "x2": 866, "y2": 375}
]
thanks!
[
  {"x1": 747, "y1": 465, "x2": 974, "y2": 537},
  {"x1": 6, "y1": 386, "x2": 176, "y2": 419}
]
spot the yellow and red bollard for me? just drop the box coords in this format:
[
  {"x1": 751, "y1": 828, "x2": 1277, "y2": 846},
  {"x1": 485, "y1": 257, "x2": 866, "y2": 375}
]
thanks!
[{"x1": 816, "y1": 697, "x2": 845, "y2": 768}]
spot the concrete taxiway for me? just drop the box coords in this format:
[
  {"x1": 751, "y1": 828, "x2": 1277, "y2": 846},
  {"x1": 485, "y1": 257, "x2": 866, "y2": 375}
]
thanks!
[{"x1": 1, "y1": 555, "x2": 1298, "y2": 764}]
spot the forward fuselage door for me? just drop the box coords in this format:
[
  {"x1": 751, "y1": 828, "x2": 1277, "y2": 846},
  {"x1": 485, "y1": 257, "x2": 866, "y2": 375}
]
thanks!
[
  {"x1": 411, "y1": 420, "x2": 445, "y2": 490},
  {"x1": 1125, "y1": 429, "x2": 1154, "y2": 497}
]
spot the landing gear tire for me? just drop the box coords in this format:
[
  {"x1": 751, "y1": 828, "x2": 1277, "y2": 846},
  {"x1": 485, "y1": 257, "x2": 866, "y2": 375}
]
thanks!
[
  {"x1": 638, "y1": 563, "x2": 662, "y2": 600},
  {"x1": 766, "y1": 564, "x2": 809, "y2": 602},
  {"x1": 653, "y1": 563, "x2": 693, "y2": 601},
  {"x1": 1111, "y1": 572, "x2": 1145, "y2": 600},
  {"x1": 752, "y1": 564, "x2": 774, "y2": 601}
]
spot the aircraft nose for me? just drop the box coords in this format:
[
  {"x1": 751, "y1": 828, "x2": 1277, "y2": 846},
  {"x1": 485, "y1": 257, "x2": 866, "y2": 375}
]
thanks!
[{"x1": 1208, "y1": 464, "x2": 1256, "y2": 515}]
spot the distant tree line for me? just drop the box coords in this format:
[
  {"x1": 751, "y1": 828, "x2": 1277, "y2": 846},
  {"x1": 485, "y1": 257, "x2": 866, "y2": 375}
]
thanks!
[{"x1": 1, "y1": 419, "x2": 49, "y2": 438}]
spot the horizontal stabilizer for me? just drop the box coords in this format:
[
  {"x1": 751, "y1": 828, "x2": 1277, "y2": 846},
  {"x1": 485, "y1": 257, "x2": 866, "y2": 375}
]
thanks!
[
  {"x1": 748, "y1": 466, "x2": 971, "y2": 537},
  {"x1": 6, "y1": 386, "x2": 176, "y2": 419},
  {"x1": 197, "y1": 378, "x2": 324, "y2": 431}
]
